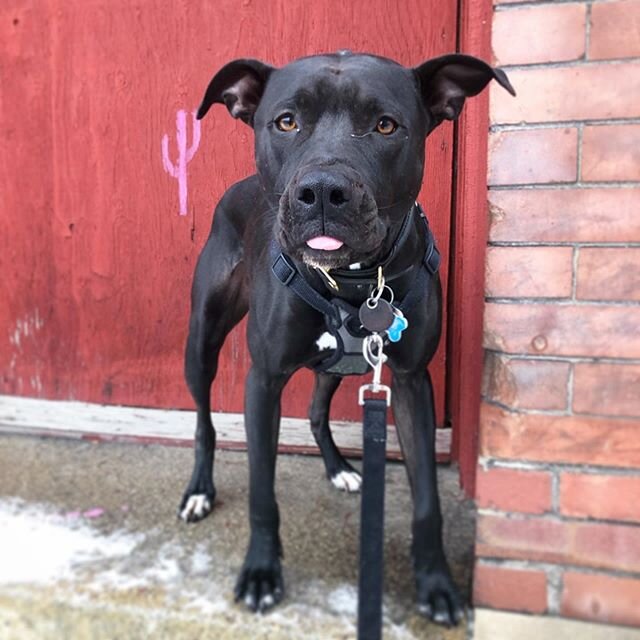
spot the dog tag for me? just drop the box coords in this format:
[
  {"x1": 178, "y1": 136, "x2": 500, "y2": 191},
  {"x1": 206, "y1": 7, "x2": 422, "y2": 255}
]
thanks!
[
  {"x1": 359, "y1": 298, "x2": 395, "y2": 333},
  {"x1": 386, "y1": 308, "x2": 409, "y2": 343}
]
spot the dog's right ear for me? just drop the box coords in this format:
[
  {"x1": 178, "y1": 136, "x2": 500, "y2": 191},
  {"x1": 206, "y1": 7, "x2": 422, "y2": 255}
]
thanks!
[{"x1": 196, "y1": 59, "x2": 275, "y2": 126}]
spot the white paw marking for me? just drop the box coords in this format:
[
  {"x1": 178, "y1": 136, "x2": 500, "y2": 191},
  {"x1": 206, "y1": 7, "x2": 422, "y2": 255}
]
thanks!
[
  {"x1": 316, "y1": 332, "x2": 338, "y2": 351},
  {"x1": 180, "y1": 494, "x2": 211, "y2": 521},
  {"x1": 331, "y1": 470, "x2": 362, "y2": 493},
  {"x1": 433, "y1": 609, "x2": 451, "y2": 624},
  {"x1": 260, "y1": 593, "x2": 275, "y2": 609}
]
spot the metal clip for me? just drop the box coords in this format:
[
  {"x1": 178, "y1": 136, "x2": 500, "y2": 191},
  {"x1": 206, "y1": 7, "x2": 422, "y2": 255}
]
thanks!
[
  {"x1": 368, "y1": 268, "x2": 385, "y2": 305},
  {"x1": 366, "y1": 268, "x2": 395, "y2": 311},
  {"x1": 359, "y1": 333, "x2": 391, "y2": 405},
  {"x1": 316, "y1": 266, "x2": 339, "y2": 291}
]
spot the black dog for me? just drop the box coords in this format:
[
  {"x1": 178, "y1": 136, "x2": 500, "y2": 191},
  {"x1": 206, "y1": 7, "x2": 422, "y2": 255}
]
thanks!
[{"x1": 179, "y1": 51, "x2": 514, "y2": 626}]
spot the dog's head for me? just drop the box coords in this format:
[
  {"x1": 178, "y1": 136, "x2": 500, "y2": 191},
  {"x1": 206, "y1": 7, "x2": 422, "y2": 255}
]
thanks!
[{"x1": 197, "y1": 52, "x2": 514, "y2": 269}]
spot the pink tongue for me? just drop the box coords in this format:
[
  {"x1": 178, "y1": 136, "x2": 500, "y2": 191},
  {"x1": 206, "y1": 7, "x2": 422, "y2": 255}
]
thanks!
[{"x1": 306, "y1": 236, "x2": 344, "y2": 251}]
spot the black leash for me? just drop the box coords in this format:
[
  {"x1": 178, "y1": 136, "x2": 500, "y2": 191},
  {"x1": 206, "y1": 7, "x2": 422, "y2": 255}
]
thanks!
[
  {"x1": 357, "y1": 333, "x2": 391, "y2": 640},
  {"x1": 357, "y1": 396, "x2": 388, "y2": 640}
]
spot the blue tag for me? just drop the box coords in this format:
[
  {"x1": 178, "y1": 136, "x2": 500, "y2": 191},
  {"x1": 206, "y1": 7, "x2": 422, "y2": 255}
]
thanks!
[{"x1": 386, "y1": 313, "x2": 408, "y2": 342}]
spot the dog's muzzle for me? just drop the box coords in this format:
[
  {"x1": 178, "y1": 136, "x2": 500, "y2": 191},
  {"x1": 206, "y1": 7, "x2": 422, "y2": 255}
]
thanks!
[{"x1": 277, "y1": 166, "x2": 385, "y2": 268}]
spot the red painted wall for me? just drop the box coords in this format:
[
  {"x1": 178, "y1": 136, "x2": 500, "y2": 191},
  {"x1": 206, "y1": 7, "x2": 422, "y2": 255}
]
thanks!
[{"x1": 1, "y1": 0, "x2": 457, "y2": 424}]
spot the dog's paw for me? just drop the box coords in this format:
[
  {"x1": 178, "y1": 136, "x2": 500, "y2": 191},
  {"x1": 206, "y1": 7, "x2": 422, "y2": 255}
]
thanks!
[
  {"x1": 330, "y1": 469, "x2": 362, "y2": 493},
  {"x1": 234, "y1": 559, "x2": 284, "y2": 613},
  {"x1": 178, "y1": 490, "x2": 215, "y2": 523},
  {"x1": 416, "y1": 563, "x2": 465, "y2": 627}
]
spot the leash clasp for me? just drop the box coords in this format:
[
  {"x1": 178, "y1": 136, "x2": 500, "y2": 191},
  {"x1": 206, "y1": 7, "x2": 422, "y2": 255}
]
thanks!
[
  {"x1": 358, "y1": 383, "x2": 391, "y2": 406},
  {"x1": 359, "y1": 333, "x2": 391, "y2": 405}
]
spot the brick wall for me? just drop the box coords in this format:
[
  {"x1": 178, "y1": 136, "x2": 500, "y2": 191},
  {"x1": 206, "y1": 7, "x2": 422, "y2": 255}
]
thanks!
[{"x1": 474, "y1": 0, "x2": 640, "y2": 629}]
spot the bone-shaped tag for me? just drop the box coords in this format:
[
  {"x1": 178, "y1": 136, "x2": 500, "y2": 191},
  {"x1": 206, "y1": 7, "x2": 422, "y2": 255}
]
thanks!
[{"x1": 386, "y1": 311, "x2": 409, "y2": 343}]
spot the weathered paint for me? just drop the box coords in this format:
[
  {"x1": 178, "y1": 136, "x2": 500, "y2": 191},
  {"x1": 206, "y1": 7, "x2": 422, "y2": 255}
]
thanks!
[
  {"x1": 0, "y1": 0, "x2": 457, "y2": 428},
  {"x1": 0, "y1": 395, "x2": 452, "y2": 461}
]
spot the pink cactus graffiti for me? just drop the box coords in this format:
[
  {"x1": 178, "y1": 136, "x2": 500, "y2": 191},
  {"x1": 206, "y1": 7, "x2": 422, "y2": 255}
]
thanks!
[{"x1": 162, "y1": 110, "x2": 201, "y2": 216}]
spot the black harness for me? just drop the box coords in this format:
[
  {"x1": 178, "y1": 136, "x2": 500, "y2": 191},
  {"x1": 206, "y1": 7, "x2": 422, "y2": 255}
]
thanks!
[{"x1": 270, "y1": 203, "x2": 441, "y2": 375}]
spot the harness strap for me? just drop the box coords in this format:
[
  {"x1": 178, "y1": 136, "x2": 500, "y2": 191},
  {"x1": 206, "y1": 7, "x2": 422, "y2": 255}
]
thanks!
[
  {"x1": 271, "y1": 249, "x2": 342, "y2": 329},
  {"x1": 397, "y1": 216, "x2": 441, "y2": 315},
  {"x1": 424, "y1": 232, "x2": 442, "y2": 275},
  {"x1": 357, "y1": 397, "x2": 388, "y2": 640}
]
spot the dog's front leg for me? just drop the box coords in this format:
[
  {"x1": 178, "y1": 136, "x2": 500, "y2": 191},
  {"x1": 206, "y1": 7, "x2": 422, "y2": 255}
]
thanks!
[
  {"x1": 234, "y1": 365, "x2": 288, "y2": 613},
  {"x1": 391, "y1": 369, "x2": 464, "y2": 627}
]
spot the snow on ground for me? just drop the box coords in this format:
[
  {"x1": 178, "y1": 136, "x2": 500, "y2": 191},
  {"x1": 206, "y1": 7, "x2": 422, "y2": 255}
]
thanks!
[
  {"x1": 0, "y1": 498, "x2": 141, "y2": 585},
  {"x1": 0, "y1": 497, "x2": 419, "y2": 639}
]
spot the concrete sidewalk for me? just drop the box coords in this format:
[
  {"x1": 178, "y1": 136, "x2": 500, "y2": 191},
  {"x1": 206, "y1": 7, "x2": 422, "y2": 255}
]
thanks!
[{"x1": 0, "y1": 434, "x2": 473, "y2": 639}]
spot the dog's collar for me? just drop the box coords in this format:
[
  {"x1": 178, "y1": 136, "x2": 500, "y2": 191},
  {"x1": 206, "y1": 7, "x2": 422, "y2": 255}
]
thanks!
[
  {"x1": 270, "y1": 202, "x2": 440, "y2": 314},
  {"x1": 308, "y1": 203, "x2": 435, "y2": 305},
  {"x1": 326, "y1": 203, "x2": 416, "y2": 287}
]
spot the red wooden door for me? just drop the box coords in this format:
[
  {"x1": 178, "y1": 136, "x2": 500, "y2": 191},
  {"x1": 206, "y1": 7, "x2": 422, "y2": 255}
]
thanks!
[{"x1": 1, "y1": 1, "x2": 456, "y2": 426}]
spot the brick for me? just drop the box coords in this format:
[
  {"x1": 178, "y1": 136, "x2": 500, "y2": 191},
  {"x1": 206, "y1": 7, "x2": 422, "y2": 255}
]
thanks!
[
  {"x1": 560, "y1": 473, "x2": 640, "y2": 522},
  {"x1": 488, "y1": 128, "x2": 577, "y2": 186},
  {"x1": 491, "y1": 63, "x2": 640, "y2": 124},
  {"x1": 488, "y1": 188, "x2": 640, "y2": 243},
  {"x1": 493, "y1": 4, "x2": 586, "y2": 66},
  {"x1": 562, "y1": 572, "x2": 640, "y2": 627},
  {"x1": 582, "y1": 124, "x2": 640, "y2": 182},
  {"x1": 480, "y1": 401, "x2": 640, "y2": 468},
  {"x1": 477, "y1": 513, "x2": 567, "y2": 564},
  {"x1": 476, "y1": 513, "x2": 640, "y2": 573},
  {"x1": 473, "y1": 562, "x2": 548, "y2": 614},
  {"x1": 573, "y1": 363, "x2": 640, "y2": 417},
  {"x1": 589, "y1": 0, "x2": 640, "y2": 61},
  {"x1": 576, "y1": 248, "x2": 640, "y2": 302},
  {"x1": 484, "y1": 302, "x2": 640, "y2": 358},
  {"x1": 486, "y1": 246, "x2": 573, "y2": 298},
  {"x1": 476, "y1": 466, "x2": 552, "y2": 514},
  {"x1": 482, "y1": 354, "x2": 570, "y2": 410}
]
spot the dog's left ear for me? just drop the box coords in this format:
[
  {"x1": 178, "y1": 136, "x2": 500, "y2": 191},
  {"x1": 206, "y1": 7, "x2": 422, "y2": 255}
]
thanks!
[
  {"x1": 196, "y1": 58, "x2": 275, "y2": 126},
  {"x1": 413, "y1": 54, "x2": 515, "y2": 128}
]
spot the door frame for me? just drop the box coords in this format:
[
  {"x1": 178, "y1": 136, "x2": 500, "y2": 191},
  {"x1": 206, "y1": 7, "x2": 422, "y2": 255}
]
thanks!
[{"x1": 447, "y1": 0, "x2": 492, "y2": 497}]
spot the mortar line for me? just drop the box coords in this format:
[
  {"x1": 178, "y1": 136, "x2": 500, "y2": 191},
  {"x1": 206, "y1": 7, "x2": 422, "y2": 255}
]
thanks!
[
  {"x1": 489, "y1": 180, "x2": 640, "y2": 190},
  {"x1": 485, "y1": 296, "x2": 640, "y2": 307},
  {"x1": 547, "y1": 566, "x2": 563, "y2": 615},
  {"x1": 571, "y1": 246, "x2": 580, "y2": 300},
  {"x1": 477, "y1": 507, "x2": 640, "y2": 529},
  {"x1": 494, "y1": 0, "x2": 613, "y2": 10},
  {"x1": 576, "y1": 123, "x2": 584, "y2": 183},
  {"x1": 483, "y1": 398, "x2": 571, "y2": 417},
  {"x1": 483, "y1": 396, "x2": 640, "y2": 420},
  {"x1": 567, "y1": 362, "x2": 576, "y2": 415},
  {"x1": 585, "y1": 2, "x2": 593, "y2": 61},
  {"x1": 488, "y1": 241, "x2": 640, "y2": 248},
  {"x1": 490, "y1": 117, "x2": 640, "y2": 131},
  {"x1": 497, "y1": 56, "x2": 640, "y2": 71},
  {"x1": 481, "y1": 456, "x2": 640, "y2": 476},
  {"x1": 477, "y1": 557, "x2": 640, "y2": 582},
  {"x1": 551, "y1": 469, "x2": 561, "y2": 514},
  {"x1": 482, "y1": 348, "x2": 640, "y2": 365}
]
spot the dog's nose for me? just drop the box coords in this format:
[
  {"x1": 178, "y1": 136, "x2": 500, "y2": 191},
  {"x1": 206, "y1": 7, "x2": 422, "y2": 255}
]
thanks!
[{"x1": 295, "y1": 171, "x2": 352, "y2": 216}]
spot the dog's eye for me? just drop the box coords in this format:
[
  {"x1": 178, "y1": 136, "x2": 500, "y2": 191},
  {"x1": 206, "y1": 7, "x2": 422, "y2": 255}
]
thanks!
[
  {"x1": 376, "y1": 116, "x2": 398, "y2": 135},
  {"x1": 275, "y1": 113, "x2": 297, "y2": 132}
]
